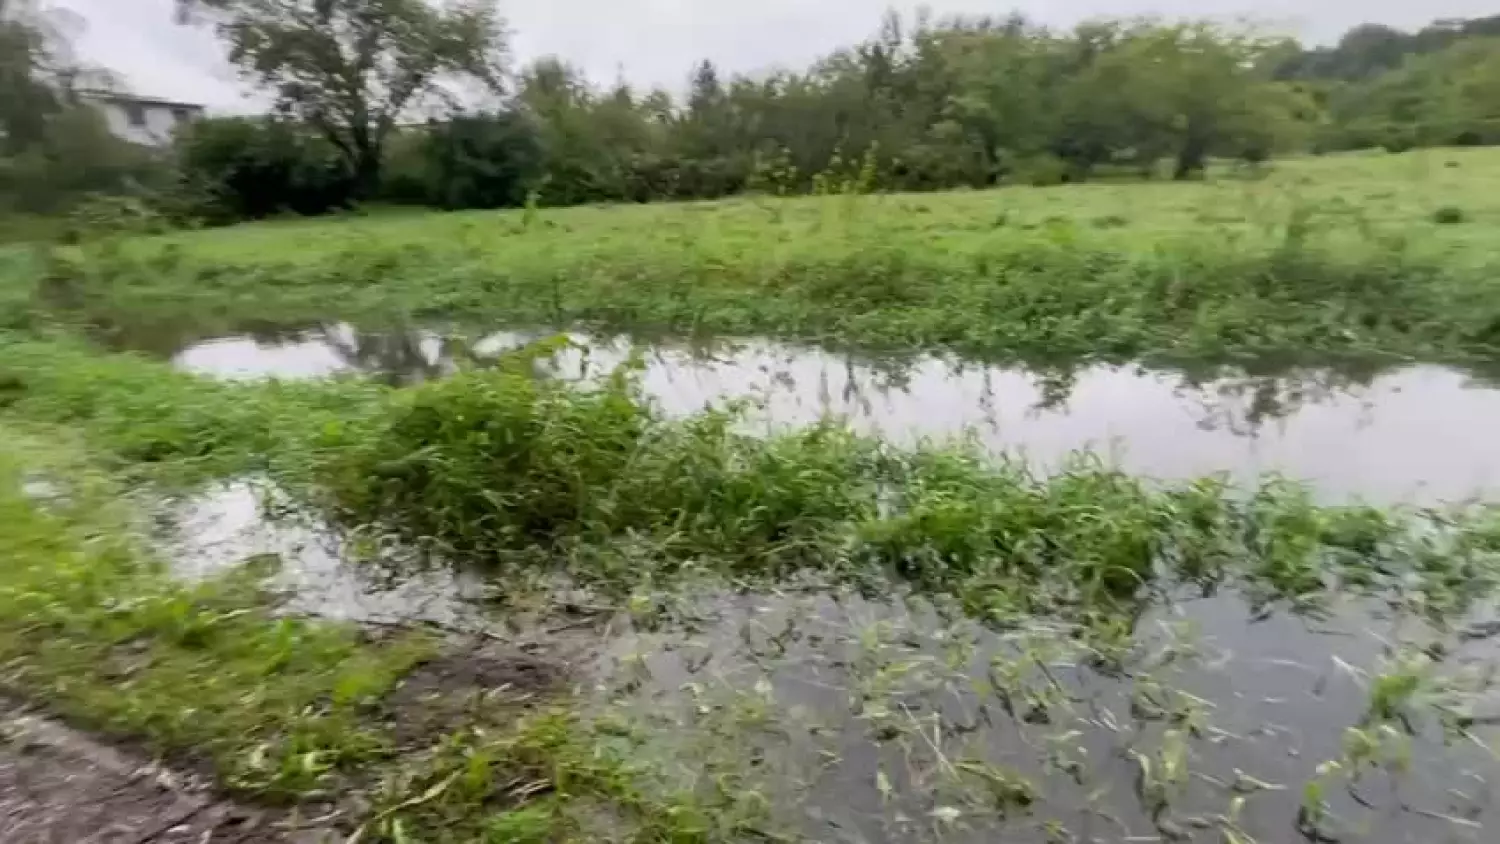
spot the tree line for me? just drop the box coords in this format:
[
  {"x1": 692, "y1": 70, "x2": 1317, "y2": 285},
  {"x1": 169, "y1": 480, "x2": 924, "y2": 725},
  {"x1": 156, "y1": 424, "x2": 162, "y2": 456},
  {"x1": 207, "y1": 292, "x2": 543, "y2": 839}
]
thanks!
[{"x1": 7, "y1": 1, "x2": 1500, "y2": 228}]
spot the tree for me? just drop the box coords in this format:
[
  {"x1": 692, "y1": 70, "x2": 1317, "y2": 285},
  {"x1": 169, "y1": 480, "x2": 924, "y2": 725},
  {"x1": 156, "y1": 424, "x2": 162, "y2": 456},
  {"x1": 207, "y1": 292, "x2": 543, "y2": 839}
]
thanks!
[
  {"x1": 1, "y1": 0, "x2": 66, "y2": 155},
  {"x1": 421, "y1": 110, "x2": 544, "y2": 209},
  {"x1": 1, "y1": 1, "x2": 148, "y2": 214},
  {"x1": 178, "y1": 0, "x2": 507, "y2": 197}
]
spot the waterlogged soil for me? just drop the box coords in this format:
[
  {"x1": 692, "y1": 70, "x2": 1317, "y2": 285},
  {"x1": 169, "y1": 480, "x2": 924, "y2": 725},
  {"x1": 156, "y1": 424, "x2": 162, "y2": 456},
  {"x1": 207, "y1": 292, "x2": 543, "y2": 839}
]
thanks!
[
  {"x1": 152, "y1": 477, "x2": 1500, "y2": 844},
  {"x1": 168, "y1": 325, "x2": 1500, "y2": 504},
  {"x1": 592, "y1": 585, "x2": 1500, "y2": 844},
  {"x1": 150, "y1": 324, "x2": 1500, "y2": 842}
]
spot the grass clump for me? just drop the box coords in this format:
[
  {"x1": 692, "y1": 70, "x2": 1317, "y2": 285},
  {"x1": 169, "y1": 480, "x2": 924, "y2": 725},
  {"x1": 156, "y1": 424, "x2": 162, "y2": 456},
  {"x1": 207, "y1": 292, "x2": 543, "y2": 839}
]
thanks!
[
  {"x1": 290, "y1": 345, "x2": 1500, "y2": 615},
  {"x1": 1432, "y1": 204, "x2": 1467, "y2": 224}
]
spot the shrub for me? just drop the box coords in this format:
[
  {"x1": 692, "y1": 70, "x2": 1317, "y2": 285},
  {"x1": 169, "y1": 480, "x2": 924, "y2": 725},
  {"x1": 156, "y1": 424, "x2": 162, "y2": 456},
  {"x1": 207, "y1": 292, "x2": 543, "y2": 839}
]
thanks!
[
  {"x1": 416, "y1": 111, "x2": 547, "y2": 210},
  {"x1": 60, "y1": 195, "x2": 171, "y2": 242},
  {"x1": 1432, "y1": 206, "x2": 1467, "y2": 225},
  {"x1": 1012, "y1": 153, "x2": 1071, "y2": 187},
  {"x1": 174, "y1": 117, "x2": 355, "y2": 224}
]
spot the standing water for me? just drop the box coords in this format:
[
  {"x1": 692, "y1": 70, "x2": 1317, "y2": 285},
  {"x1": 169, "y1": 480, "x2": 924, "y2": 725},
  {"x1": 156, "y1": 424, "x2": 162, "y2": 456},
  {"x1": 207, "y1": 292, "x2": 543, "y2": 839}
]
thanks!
[
  {"x1": 159, "y1": 325, "x2": 1500, "y2": 843},
  {"x1": 170, "y1": 325, "x2": 1500, "y2": 503}
]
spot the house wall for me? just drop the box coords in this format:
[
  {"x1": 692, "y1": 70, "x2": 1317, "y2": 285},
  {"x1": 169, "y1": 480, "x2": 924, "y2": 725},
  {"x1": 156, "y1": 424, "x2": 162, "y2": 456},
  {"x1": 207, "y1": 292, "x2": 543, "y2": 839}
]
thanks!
[{"x1": 89, "y1": 100, "x2": 200, "y2": 147}]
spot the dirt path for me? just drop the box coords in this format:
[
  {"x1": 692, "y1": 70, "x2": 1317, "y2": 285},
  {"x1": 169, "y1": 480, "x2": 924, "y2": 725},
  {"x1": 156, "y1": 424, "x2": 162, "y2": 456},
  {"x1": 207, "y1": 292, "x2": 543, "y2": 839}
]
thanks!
[{"x1": 0, "y1": 702, "x2": 333, "y2": 844}]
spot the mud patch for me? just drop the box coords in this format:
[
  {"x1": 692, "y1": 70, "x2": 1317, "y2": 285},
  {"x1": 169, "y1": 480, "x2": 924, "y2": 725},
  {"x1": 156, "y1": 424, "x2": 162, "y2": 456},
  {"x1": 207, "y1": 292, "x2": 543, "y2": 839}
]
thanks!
[
  {"x1": 384, "y1": 639, "x2": 574, "y2": 748},
  {"x1": 0, "y1": 700, "x2": 335, "y2": 843}
]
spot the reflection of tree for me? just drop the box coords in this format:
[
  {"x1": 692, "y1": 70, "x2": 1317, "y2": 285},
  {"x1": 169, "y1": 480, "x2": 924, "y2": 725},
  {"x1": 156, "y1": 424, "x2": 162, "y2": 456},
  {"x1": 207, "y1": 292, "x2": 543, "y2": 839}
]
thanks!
[
  {"x1": 870, "y1": 353, "x2": 1396, "y2": 440},
  {"x1": 1174, "y1": 362, "x2": 1385, "y2": 437},
  {"x1": 316, "y1": 324, "x2": 552, "y2": 386},
  {"x1": 318, "y1": 324, "x2": 448, "y2": 387}
]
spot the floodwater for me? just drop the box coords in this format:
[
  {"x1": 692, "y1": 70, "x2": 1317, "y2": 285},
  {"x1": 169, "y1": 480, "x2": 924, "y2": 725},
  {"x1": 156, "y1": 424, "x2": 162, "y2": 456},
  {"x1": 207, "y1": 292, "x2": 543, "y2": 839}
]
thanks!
[
  {"x1": 594, "y1": 583, "x2": 1500, "y2": 844},
  {"x1": 171, "y1": 324, "x2": 1500, "y2": 504},
  {"x1": 153, "y1": 324, "x2": 1500, "y2": 842},
  {"x1": 160, "y1": 479, "x2": 487, "y2": 627}
]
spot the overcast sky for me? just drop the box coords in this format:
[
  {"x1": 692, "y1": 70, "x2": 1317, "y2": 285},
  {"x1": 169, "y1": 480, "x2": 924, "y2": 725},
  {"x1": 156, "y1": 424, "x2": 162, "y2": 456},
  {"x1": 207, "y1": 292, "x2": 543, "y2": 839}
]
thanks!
[{"x1": 54, "y1": 0, "x2": 1500, "y2": 111}]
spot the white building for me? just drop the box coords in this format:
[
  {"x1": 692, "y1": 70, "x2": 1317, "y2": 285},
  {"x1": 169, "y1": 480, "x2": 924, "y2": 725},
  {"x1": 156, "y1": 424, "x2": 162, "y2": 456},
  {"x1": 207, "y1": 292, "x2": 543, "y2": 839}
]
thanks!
[{"x1": 77, "y1": 91, "x2": 205, "y2": 147}]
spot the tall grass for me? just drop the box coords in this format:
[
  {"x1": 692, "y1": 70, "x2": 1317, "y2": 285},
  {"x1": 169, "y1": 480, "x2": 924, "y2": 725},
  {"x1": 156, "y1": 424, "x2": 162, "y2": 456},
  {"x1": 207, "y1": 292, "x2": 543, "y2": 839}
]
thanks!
[
  {"x1": 11, "y1": 150, "x2": 1500, "y2": 365},
  {"x1": 9, "y1": 334, "x2": 1495, "y2": 619}
]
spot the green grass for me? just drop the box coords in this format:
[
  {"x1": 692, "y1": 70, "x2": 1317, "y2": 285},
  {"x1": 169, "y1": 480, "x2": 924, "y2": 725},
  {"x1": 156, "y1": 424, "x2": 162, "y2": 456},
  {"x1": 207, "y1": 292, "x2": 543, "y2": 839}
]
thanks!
[
  {"x1": 0, "y1": 421, "x2": 790, "y2": 842},
  {"x1": 0, "y1": 426, "x2": 431, "y2": 798},
  {"x1": 8, "y1": 147, "x2": 1500, "y2": 365},
  {"x1": 7, "y1": 149, "x2": 1500, "y2": 840}
]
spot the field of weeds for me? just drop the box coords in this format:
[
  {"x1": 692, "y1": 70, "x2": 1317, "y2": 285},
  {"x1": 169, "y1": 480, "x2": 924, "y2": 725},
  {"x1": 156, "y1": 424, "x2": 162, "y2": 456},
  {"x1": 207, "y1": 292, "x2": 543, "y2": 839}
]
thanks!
[
  {"x1": 3, "y1": 149, "x2": 1500, "y2": 842},
  {"x1": 8, "y1": 147, "x2": 1500, "y2": 365}
]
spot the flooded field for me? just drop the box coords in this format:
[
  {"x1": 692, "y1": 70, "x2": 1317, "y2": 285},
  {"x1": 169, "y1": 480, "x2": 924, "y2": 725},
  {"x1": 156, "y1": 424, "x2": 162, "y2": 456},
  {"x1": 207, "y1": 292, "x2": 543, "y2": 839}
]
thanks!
[
  {"x1": 134, "y1": 324, "x2": 1500, "y2": 842},
  {"x1": 170, "y1": 324, "x2": 1500, "y2": 504},
  {"x1": 592, "y1": 584, "x2": 1500, "y2": 844},
  {"x1": 154, "y1": 474, "x2": 1500, "y2": 844}
]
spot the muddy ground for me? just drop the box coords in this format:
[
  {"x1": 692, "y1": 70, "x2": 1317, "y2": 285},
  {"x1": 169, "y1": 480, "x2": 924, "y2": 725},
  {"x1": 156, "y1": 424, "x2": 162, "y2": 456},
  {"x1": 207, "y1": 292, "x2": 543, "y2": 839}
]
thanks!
[
  {"x1": 0, "y1": 699, "x2": 333, "y2": 843},
  {"x1": 0, "y1": 631, "x2": 581, "y2": 843}
]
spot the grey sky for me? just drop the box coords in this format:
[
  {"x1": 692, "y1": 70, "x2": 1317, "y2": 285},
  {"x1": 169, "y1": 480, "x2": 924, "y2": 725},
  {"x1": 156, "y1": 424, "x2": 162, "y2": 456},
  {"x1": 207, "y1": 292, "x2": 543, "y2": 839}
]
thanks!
[{"x1": 55, "y1": 0, "x2": 1500, "y2": 111}]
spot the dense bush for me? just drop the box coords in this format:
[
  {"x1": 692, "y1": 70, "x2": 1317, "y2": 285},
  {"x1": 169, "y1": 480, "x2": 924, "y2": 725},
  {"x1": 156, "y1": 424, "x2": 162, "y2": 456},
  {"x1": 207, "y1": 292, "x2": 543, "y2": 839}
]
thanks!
[
  {"x1": 173, "y1": 117, "x2": 355, "y2": 223},
  {"x1": 414, "y1": 112, "x2": 546, "y2": 210}
]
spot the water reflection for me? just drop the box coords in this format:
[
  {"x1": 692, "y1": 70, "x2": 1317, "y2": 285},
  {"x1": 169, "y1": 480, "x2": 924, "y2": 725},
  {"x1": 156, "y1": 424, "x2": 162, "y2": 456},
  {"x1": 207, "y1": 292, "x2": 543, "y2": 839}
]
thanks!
[
  {"x1": 165, "y1": 325, "x2": 1500, "y2": 504},
  {"x1": 160, "y1": 479, "x2": 489, "y2": 626}
]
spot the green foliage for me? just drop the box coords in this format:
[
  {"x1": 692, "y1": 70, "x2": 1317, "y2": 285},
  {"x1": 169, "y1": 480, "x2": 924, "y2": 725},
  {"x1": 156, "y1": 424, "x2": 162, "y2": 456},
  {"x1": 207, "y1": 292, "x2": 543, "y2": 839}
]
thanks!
[
  {"x1": 178, "y1": 0, "x2": 506, "y2": 197},
  {"x1": 166, "y1": 10, "x2": 1343, "y2": 220},
  {"x1": 0, "y1": 2, "x2": 168, "y2": 218},
  {"x1": 1323, "y1": 37, "x2": 1500, "y2": 153},
  {"x1": 60, "y1": 194, "x2": 171, "y2": 241},
  {"x1": 411, "y1": 111, "x2": 546, "y2": 210},
  {"x1": 1276, "y1": 17, "x2": 1500, "y2": 81},
  {"x1": 173, "y1": 116, "x2": 355, "y2": 223},
  {"x1": 0, "y1": 0, "x2": 61, "y2": 156},
  {"x1": 0, "y1": 105, "x2": 166, "y2": 216},
  {"x1": 148, "y1": 8, "x2": 1500, "y2": 220}
]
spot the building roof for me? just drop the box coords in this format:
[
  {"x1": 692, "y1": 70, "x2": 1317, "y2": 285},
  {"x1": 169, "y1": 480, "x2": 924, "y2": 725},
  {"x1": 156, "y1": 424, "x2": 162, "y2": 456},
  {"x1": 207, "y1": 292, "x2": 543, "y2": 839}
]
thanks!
[{"x1": 75, "y1": 90, "x2": 207, "y2": 112}]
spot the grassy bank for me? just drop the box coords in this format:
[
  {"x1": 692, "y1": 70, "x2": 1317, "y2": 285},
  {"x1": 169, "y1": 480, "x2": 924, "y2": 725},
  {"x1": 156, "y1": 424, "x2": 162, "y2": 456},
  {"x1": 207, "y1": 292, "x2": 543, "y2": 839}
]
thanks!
[{"x1": 5, "y1": 148, "x2": 1500, "y2": 365}]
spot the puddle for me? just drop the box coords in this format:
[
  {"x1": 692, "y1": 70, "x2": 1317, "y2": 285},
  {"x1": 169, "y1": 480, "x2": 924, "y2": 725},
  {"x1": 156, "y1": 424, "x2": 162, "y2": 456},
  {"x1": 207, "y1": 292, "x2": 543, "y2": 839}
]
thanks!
[
  {"x1": 159, "y1": 480, "x2": 489, "y2": 627},
  {"x1": 171, "y1": 325, "x2": 1500, "y2": 504}
]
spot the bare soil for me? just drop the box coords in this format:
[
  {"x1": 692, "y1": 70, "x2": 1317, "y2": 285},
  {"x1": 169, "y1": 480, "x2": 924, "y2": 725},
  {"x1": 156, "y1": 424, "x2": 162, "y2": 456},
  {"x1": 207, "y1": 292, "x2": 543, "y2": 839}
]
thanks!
[
  {"x1": 0, "y1": 630, "x2": 588, "y2": 842},
  {"x1": 0, "y1": 701, "x2": 333, "y2": 844},
  {"x1": 383, "y1": 636, "x2": 574, "y2": 748}
]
